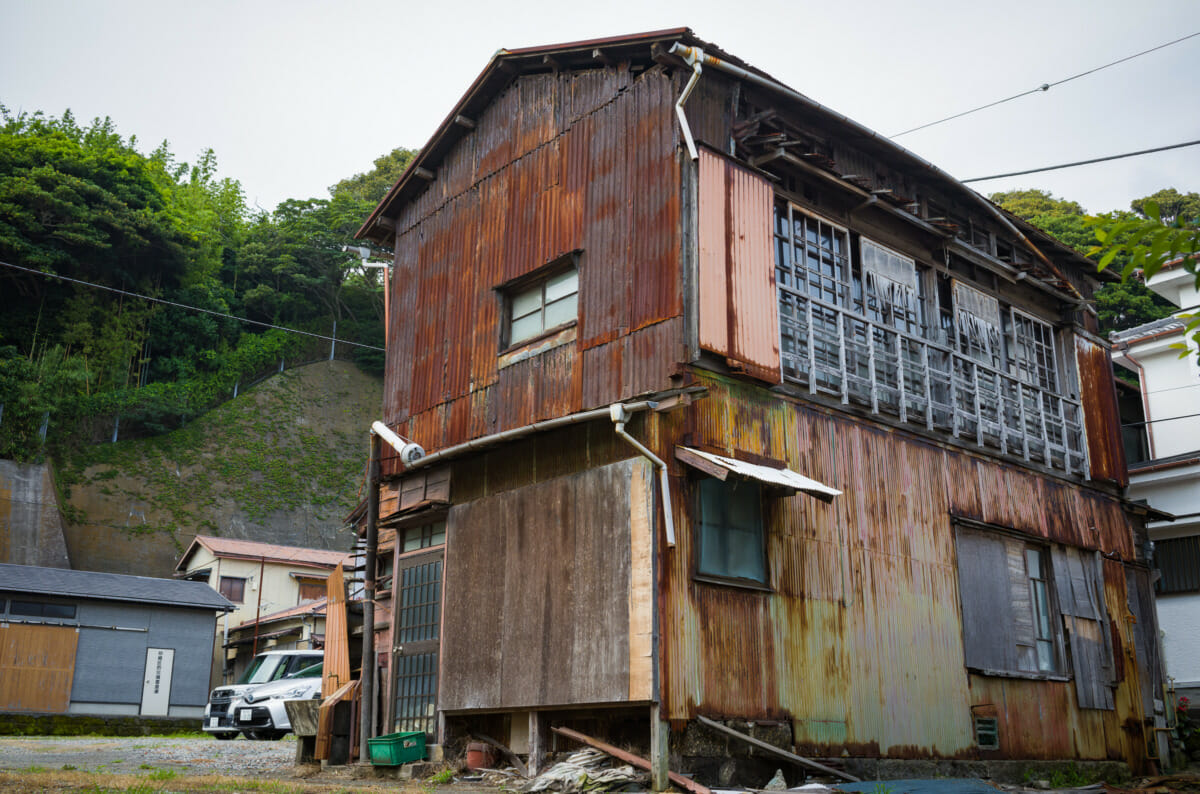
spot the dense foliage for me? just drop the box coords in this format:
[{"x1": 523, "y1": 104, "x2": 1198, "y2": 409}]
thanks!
[
  {"x1": 989, "y1": 188, "x2": 1178, "y2": 335},
  {"x1": 0, "y1": 106, "x2": 412, "y2": 461}
]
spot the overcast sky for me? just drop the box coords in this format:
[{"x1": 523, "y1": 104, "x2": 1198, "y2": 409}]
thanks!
[{"x1": 2, "y1": 0, "x2": 1197, "y2": 216}]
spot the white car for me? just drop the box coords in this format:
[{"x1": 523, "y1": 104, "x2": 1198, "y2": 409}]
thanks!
[
  {"x1": 230, "y1": 661, "x2": 323, "y2": 740},
  {"x1": 204, "y1": 650, "x2": 323, "y2": 740}
]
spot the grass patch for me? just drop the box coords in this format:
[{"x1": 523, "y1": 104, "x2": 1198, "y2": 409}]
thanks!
[{"x1": 0, "y1": 768, "x2": 403, "y2": 792}]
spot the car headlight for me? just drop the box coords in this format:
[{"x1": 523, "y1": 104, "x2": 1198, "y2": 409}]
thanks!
[{"x1": 278, "y1": 686, "x2": 310, "y2": 699}]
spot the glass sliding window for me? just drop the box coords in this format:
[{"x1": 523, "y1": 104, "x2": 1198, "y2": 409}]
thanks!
[
  {"x1": 508, "y1": 265, "x2": 578, "y2": 347},
  {"x1": 1025, "y1": 547, "x2": 1057, "y2": 673},
  {"x1": 402, "y1": 520, "x2": 447, "y2": 552},
  {"x1": 1009, "y1": 309, "x2": 1058, "y2": 392},
  {"x1": 860, "y1": 238, "x2": 922, "y2": 334}
]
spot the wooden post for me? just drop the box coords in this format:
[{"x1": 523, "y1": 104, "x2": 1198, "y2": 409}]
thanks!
[
  {"x1": 528, "y1": 711, "x2": 549, "y2": 776},
  {"x1": 650, "y1": 704, "x2": 669, "y2": 792},
  {"x1": 359, "y1": 434, "x2": 381, "y2": 763}
]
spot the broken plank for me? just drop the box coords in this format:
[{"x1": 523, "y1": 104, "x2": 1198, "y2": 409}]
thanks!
[
  {"x1": 552, "y1": 726, "x2": 711, "y2": 794},
  {"x1": 695, "y1": 715, "x2": 859, "y2": 783}
]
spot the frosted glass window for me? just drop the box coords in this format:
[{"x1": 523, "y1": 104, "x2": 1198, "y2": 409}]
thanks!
[
  {"x1": 696, "y1": 478, "x2": 766, "y2": 584},
  {"x1": 506, "y1": 264, "x2": 578, "y2": 347}
]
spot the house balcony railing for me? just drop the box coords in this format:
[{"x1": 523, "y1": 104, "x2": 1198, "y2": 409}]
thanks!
[{"x1": 778, "y1": 288, "x2": 1088, "y2": 477}]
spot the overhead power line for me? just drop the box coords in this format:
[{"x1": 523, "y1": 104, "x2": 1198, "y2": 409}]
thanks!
[
  {"x1": 892, "y1": 31, "x2": 1200, "y2": 138},
  {"x1": 0, "y1": 259, "x2": 385, "y2": 351},
  {"x1": 960, "y1": 138, "x2": 1200, "y2": 183}
]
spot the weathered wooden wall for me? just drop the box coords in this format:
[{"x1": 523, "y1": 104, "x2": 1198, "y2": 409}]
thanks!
[
  {"x1": 0, "y1": 623, "x2": 77, "y2": 713},
  {"x1": 440, "y1": 456, "x2": 654, "y2": 712},
  {"x1": 656, "y1": 372, "x2": 1145, "y2": 764},
  {"x1": 382, "y1": 65, "x2": 685, "y2": 473}
]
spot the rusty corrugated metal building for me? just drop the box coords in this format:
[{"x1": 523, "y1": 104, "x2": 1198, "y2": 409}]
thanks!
[{"x1": 354, "y1": 29, "x2": 1164, "y2": 779}]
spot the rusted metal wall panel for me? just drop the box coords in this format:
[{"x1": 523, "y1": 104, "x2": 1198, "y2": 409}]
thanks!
[
  {"x1": 440, "y1": 458, "x2": 651, "y2": 711},
  {"x1": 382, "y1": 66, "x2": 684, "y2": 460},
  {"x1": 1075, "y1": 335, "x2": 1128, "y2": 486},
  {"x1": 697, "y1": 149, "x2": 781, "y2": 383},
  {"x1": 662, "y1": 371, "x2": 1147, "y2": 762}
]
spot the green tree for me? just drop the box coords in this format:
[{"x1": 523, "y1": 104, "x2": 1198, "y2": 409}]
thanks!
[
  {"x1": 329, "y1": 147, "x2": 415, "y2": 205},
  {"x1": 990, "y1": 189, "x2": 1175, "y2": 334},
  {"x1": 1088, "y1": 197, "x2": 1200, "y2": 360}
]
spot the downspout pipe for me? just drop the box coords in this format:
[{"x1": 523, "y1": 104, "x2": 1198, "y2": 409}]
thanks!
[
  {"x1": 667, "y1": 42, "x2": 1086, "y2": 305},
  {"x1": 610, "y1": 403, "x2": 676, "y2": 547},
  {"x1": 673, "y1": 48, "x2": 705, "y2": 161}
]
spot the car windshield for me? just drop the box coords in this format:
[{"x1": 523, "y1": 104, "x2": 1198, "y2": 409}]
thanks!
[
  {"x1": 286, "y1": 662, "x2": 322, "y2": 680},
  {"x1": 236, "y1": 655, "x2": 282, "y2": 685}
]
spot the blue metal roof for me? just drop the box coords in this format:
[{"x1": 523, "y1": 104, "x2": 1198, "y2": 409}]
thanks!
[{"x1": 0, "y1": 563, "x2": 233, "y2": 611}]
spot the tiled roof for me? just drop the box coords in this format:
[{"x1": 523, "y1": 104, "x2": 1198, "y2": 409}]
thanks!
[
  {"x1": 1110, "y1": 316, "x2": 1186, "y2": 344},
  {"x1": 235, "y1": 597, "x2": 328, "y2": 630},
  {"x1": 0, "y1": 563, "x2": 233, "y2": 611},
  {"x1": 176, "y1": 536, "x2": 349, "y2": 573}
]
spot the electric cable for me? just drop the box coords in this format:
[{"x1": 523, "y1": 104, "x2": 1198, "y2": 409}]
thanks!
[
  {"x1": 0, "y1": 258, "x2": 385, "y2": 351},
  {"x1": 961, "y1": 139, "x2": 1200, "y2": 183},
  {"x1": 892, "y1": 31, "x2": 1200, "y2": 138}
]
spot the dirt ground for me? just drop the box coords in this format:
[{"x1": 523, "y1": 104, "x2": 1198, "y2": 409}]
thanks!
[{"x1": 0, "y1": 735, "x2": 482, "y2": 793}]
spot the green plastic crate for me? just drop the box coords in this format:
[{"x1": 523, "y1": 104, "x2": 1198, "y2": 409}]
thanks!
[{"x1": 367, "y1": 731, "x2": 426, "y2": 766}]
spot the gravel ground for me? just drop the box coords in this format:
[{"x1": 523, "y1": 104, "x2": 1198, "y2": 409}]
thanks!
[{"x1": 0, "y1": 735, "x2": 299, "y2": 778}]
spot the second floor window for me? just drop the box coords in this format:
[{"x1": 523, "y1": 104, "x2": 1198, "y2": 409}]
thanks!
[
  {"x1": 219, "y1": 576, "x2": 246, "y2": 604},
  {"x1": 505, "y1": 261, "x2": 578, "y2": 348}
]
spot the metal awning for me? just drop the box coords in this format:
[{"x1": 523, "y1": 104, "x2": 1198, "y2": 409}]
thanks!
[{"x1": 676, "y1": 447, "x2": 841, "y2": 503}]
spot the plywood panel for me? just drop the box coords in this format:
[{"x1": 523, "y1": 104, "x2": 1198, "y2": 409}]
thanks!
[
  {"x1": 440, "y1": 459, "x2": 639, "y2": 711},
  {"x1": 0, "y1": 623, "x2": 78, "y2": 713}
]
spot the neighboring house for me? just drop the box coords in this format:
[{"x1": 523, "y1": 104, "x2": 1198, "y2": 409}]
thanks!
[
  {"x1": 224, "y1": 597, "x2": 328, "y2": 678},
  {"x1": 174, "y1": 536, "x2": 346, "y2": 686},
  {"x1": 352, "y1": 29, "x2": 1163, "y2": 778},
  {"x1": 0, "y1": 562, "x2": 231, "y2": 718},
  {"x1": 1112, "y1": 259, "x2": 1200, "y2": 704}
]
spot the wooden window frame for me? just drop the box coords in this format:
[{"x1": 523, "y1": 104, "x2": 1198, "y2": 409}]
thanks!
[
  {"x1": 499, "y1": 253, "x2": 580, "y2": 351},
  {"x1": 692, "y1": 477, "x2": 770, "y2": 590},
  {"x1": 219, "y1": 576, "x2": 246, "y2": 604}
]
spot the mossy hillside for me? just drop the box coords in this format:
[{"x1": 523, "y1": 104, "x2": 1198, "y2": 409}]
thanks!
[{"x1": 56, "y1": 360, "x2": 382, "y2": 576}]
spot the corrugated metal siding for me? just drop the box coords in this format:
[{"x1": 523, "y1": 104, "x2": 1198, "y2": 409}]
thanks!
[
  {"x1": 662, "y1": 370, "x2": 1146, "y2": 762},
  {"x1": 381, "y1": 66, "x2": 684, "y2": 474},
  {"x1": 697, "y1": 148, "x2": 781, "y2": 383},
  {"x1": 1075, "y1": 336, "x2": 1128, "y2": 485}
]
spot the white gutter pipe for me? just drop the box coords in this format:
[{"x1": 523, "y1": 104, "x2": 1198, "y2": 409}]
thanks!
[
  {"x1": 673, "y1": 49, "x2": 705, "y2": 161},
  {"x1": 610, "y1": 403, "x2": 676, "y2": 547},
  {"x1": 667, "y1": 42, "x2": 1087, "y2": 305},
  {"x1": 388, "y1": 400, "x2": 676, "y2": 544}
]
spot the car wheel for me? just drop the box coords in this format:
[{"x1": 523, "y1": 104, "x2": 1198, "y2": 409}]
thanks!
[{"x1": 213, "y1": 732, "x2": 238, "y2": 741}]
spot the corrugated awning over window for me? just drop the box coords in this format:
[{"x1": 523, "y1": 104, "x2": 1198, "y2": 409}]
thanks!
[{"x1": 676, "y1": 447, "x2": 841, "y2": 503}]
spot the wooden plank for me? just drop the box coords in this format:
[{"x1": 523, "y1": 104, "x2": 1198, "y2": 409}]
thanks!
[
  {"x1": 0, "y1": 624, "x2": 77, "y2": 713},
  {"x1": 323, "y1": 565, "x2": 350, "y2": 697},
  {"x1": 553, "y1": 726, "x2": 712, "y2": 794},
  {"x1": 695, "y1": 715, "x2": 859, "y2": 783},
  {"x1": 628, "y1": 459, "x2": 654, "y2": 702},
  {"x1": 675, "y1": 446, "x2": 729, "y2": 481}
]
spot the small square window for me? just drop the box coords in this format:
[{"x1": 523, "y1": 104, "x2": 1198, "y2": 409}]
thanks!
[
  {"x1": 503, "y1": 258, "x2": 579, "y2": 348},
  {"x1": 696, "y1": 478, "x2": 766, "y2": 585},
  {"x1": 974, "y1": 716, "x2": 999, "y2": 750},
  {"x1": 403, "y1": 521, "x2": 447, "y2": 552},
  {"x1": 219, "y1": 576, "x2": 246, "y2": 604}
]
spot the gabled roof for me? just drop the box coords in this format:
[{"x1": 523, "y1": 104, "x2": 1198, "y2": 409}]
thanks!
[
  {"x1": 0, "y1": 563, "x2": 232, "y2": 611},
  {"x1": 175, "y1": 536, "x2": 348, "y2": 575},
  {"x1": 355, "y1": 28, "x2": 1101, "y2": 296}
]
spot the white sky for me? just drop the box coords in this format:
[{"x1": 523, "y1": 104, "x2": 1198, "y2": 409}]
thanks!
[{"x1": 2, "y1": 0, "x2": 1198, "y2": 216}]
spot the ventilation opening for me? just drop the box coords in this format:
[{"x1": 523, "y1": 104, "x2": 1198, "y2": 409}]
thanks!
[{"x1": 974, "y1": 716, "x2": 999, "y2": 750}]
